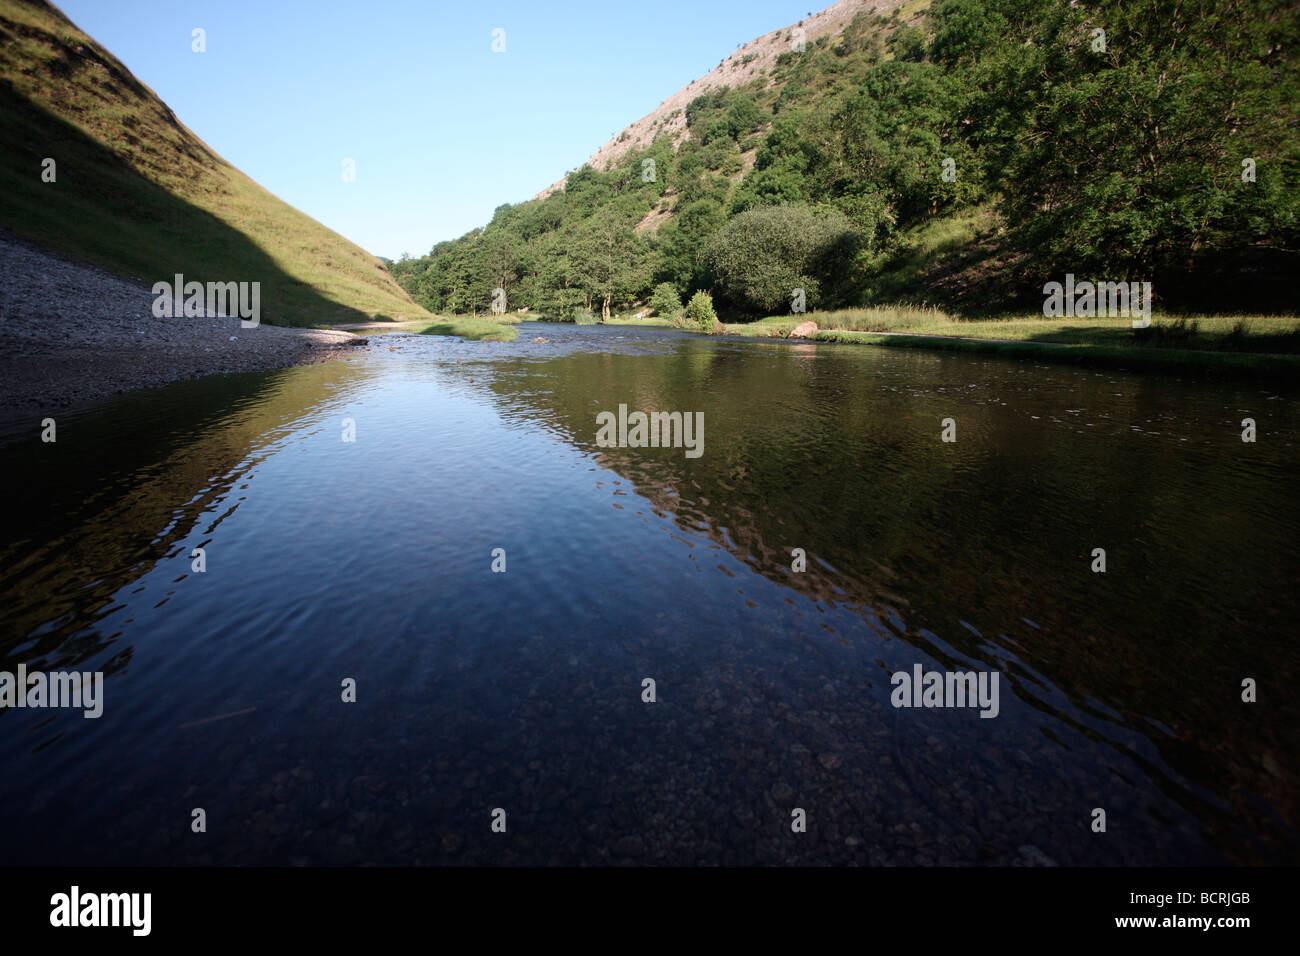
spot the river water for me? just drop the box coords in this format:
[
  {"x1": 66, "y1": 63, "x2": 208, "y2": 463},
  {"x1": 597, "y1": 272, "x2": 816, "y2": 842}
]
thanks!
[{"x1": 1, "y1": 323, "x2": 1296, "y2": 865}]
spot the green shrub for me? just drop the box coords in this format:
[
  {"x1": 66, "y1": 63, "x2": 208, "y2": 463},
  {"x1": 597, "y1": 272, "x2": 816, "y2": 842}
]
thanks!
[
  {"x1": 650, "y1": 282, "x2": 684, "y2": 319},
  {"x1": 726, "y1": 97, "x2": 766, "y2": 137},
  {"x1": 887, "y1": 24, "x2": 927, "y2": 62},
  {"x1": 572, "y1": 307, "x2": 598, "y2": 325},
  {"x1": 702, "y1": 117, "x2": 734, "y2": 146},
  {"x1": 684, "y1": 290, "x2": 718, "y2": 332}
]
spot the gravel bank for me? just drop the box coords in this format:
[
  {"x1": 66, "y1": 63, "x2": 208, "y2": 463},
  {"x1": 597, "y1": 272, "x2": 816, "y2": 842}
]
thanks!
[{"x1": 0, "y1": 233, "x2": 366, "y2": 416}]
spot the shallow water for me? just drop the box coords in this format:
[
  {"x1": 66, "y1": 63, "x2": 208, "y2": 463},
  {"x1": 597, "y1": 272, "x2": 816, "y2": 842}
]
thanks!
[{"x1": 1, "y1": 323, "x2": 1297, "y2": 865}]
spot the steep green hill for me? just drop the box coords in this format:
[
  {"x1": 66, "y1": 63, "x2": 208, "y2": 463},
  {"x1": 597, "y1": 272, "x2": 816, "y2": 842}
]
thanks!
[
  {"x1": 0, "y1": 0, "x2": 429, "y2": 326},
  {"x1": 391, "y1": 0, "x2": 1298, "y2": 321}
]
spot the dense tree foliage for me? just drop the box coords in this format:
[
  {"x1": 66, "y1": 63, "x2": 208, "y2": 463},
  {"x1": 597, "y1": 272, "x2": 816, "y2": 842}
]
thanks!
[
  {"x1": 649, "y1": 281, "x2": 684, "y2": 319},
  {"x1": 390, "y1": 0, "x2": 1297, "y2": 318},
  {"x1": 702, "y1": 204, "x2": 860, "y2": 314}
]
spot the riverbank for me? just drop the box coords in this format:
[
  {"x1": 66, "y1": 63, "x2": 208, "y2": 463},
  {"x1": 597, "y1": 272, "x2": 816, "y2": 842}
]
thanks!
[
  {"x1": 0, "y1": 234, "x2": 368, "y2": 417},
  {"x1": 723, "y1": 310, "x2": 1300, "y2": 380}
]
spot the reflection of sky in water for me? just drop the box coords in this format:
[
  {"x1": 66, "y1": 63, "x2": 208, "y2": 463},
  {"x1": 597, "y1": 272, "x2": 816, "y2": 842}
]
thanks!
[{"x1": 0, "y1": 326, "x2": 1296, "y2": 865}]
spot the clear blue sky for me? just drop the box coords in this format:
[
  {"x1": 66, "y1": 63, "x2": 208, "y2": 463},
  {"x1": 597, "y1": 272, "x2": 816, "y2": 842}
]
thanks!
[{"x1": 55, "y1": 0, "x2": 821, "y2": 260}]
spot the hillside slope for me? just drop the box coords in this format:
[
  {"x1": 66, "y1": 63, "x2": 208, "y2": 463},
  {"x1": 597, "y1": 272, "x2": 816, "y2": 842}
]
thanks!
[
  {"x1": 0, "y1": 0, "x2": 428, "y2": 326},
  {"x1": 537, "y1": 0, "x2": 910, "y2": 199},
  {"x1": 393, "y1": 0, "x2": 1297, "y2": 320}
]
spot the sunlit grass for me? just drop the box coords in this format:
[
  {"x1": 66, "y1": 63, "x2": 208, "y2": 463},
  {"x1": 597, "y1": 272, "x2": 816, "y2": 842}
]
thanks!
[
  {"x1": 606, "y1": 315, "x2": 676, "y2": 327},
  {"x1": 729, "y1": 310, "x2": 1300, "y2": 354},
  {"x1": 417, "y1": 317, "x2": 518, "y2": 342}
]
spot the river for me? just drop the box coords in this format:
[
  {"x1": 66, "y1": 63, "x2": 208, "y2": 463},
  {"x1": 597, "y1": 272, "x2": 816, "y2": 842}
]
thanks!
[{"x1": 1, "y1": 323, "x2": 1296, "y2": 865}]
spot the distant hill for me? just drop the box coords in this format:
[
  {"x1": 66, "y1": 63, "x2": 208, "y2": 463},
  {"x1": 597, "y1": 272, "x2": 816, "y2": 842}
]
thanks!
[
  {"x1": 0, "y1": 0, "x2": 428, "y2": 326},
  {"x1": 393, "y1": 0, "x2": 1297, "y2": 320}
]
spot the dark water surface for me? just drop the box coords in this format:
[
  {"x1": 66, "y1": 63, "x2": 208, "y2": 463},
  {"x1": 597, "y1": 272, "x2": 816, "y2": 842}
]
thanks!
[{"x1": 2, "y1": 323, "x2": 1297, "y2": 865}]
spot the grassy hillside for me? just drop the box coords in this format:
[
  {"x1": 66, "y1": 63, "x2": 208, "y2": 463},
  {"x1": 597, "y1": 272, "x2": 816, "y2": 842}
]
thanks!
[
  {"x1": 0, "y1": 0, "x2": 429, "y2": 326},
  {"x1": 391, "y1": 0, "x2": 1297, "y2": 325}
]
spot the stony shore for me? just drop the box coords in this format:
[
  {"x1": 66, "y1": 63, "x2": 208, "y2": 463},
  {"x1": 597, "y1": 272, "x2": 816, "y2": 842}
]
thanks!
[{"x1": 0, "y1": 233, "x2": 365, "y2": 419}]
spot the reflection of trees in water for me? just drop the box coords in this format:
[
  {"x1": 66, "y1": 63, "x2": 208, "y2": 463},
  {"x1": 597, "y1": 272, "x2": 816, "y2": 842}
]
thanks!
[
  {"x1": 0, "y1": 360, "x2": 383, "y2": 669},
  {"x1": 476, "y1": 345, "x2": 1300, "y2": 860}
]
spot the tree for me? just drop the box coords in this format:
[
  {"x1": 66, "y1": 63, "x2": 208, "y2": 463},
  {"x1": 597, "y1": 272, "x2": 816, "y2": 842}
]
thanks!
[
  {"x1": 702, "y1": 203, "x2": 861, "y2": 315},
  {"x1": 994, "y1": 0, "x2": 1300, "y2": 288},
  {"x1": 650, "y1": 282, "x2": 683, "y2": 319},
  {"x1": 572, "y1": 210, "x2": 652, "y2": 322},
  {"x1": 654, "y1": 199, "x2": 724, "y2": 291},
  {"x1": 685, "y1": 290, "x2": 718, "y2": 332},
  {"x1": 887, "y1": 24, "x2": 927, "y2": 62}
]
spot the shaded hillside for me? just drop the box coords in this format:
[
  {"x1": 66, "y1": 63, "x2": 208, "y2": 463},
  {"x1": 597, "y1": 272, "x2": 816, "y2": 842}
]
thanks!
[
  {"x1": 0, "y1": 0, "x2": 429, "y2": 326},
  {"x1": 393, "y1": 0, "x2": 1298, "y2": 320}
]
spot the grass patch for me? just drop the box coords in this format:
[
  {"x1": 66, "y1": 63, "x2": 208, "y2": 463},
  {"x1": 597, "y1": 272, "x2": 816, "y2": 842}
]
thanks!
[
  {"x1": 417, "y1": 317, "x2": 518, "y2": 342},
  {"x1": 915, "y1": 314, "x2": 1300, "y2": 352},
  {"x1": 723, "y1": 308, "x2": 1300, "y2": 378},
  {"x1": 807, "y1": 332, "x2": 1300, "y2": 379},
  {"x1": 605, "y1": 316, "x2": 675, "y2": 327},
  {"x1": 725, "y1": 304, "x2": 955, "y2": 337},
  {"x1": 865, "y1": 205, "x2": 994, "y2": 302},
  {"x1": 729, "y1": 309, "x2": 1300, "y2": 353}
]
